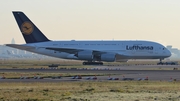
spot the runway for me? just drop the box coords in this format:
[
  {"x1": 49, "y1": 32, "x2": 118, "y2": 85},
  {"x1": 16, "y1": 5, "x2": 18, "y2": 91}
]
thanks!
[{"x1": 0, "y1": 65, "x2": 180, "y2": 82}]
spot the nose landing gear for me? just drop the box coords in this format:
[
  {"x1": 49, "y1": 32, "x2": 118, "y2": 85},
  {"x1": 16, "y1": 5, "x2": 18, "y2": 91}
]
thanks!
[{"x1": 157, "y1": 58, "x2": 164, "y2": 65}]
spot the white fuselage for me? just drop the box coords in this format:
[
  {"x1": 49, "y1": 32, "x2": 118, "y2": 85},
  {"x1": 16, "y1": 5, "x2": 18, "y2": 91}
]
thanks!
[{"x1": 22, "y1": 40, "x2": 171, "y2": 62}]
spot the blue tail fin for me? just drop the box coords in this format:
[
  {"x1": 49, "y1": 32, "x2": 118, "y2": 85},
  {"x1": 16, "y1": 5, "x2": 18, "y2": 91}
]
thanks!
[{"x1": 12, "y1": 11, "x2": 50, "y2": 43}]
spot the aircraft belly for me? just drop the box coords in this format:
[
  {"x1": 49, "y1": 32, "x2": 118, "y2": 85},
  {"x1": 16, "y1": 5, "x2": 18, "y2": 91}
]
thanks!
[
  {"x1": 116, "y1": 51, "x2": 166, "y2": 60},
  {"x1": 118, "y1": 56, "x2": 166, "y2": 59}
]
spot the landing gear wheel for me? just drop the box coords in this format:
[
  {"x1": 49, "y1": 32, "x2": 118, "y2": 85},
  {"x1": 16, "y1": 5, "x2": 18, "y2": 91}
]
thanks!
[
  {"x1": 98, "y1": 62, "x2": 103, "y2": 65},
  {"x1": 83, "y1": 62, "x2": 86, "y2": 65},
  {"x1": 82, "y1": 62, "x2": 103, "y2": 65},
  {"x1": 157, "y1": 58, "x2": 164, "y2": 65}
]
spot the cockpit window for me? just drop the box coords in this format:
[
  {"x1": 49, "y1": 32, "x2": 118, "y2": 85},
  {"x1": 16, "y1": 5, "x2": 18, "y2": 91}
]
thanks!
[{"x1": 163, "y1": 48, "x2": 165, "y2": 50}]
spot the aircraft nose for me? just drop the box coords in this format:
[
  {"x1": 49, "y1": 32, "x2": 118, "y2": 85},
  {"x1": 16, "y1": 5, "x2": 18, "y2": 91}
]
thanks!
[{"x1": 166, "y1": 49, "x2": 171, "y2": 57}]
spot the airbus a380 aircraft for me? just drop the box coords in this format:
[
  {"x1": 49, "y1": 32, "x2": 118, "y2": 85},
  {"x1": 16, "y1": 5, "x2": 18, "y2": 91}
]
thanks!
[{"x1": 6, "y1": 11, "x2": 171, "y2": 65}]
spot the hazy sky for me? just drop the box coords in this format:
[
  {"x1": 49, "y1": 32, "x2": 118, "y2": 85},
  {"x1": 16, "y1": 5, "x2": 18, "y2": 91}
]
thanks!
[{"x1": 1, "y1": 0, "x2": 180, "y2": 48}]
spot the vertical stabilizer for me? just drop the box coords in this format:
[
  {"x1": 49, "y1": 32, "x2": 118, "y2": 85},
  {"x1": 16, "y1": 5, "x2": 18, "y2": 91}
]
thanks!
[{"x1": 12, "y1": 11, "x2": 50, "y2": 43}]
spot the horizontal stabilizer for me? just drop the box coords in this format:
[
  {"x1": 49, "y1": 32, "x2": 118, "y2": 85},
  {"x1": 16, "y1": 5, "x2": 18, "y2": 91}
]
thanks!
[{"x1": 6, "y1": 44, "x2": 35, "y2": 50}]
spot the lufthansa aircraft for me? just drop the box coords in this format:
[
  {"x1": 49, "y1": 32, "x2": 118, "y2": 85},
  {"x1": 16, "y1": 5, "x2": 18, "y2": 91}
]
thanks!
[{"x1": 6, "y1": 11, "x2": 171, "y2": 65}]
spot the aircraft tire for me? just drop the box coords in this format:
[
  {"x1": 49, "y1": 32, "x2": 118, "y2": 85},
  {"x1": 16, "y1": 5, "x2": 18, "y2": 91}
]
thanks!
[{"x1": 82, "y1": 62, "x2": 103, "y2": 65}]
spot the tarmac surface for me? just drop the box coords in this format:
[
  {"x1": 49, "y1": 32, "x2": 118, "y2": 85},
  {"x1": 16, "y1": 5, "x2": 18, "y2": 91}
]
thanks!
[{"x1": 0, "y1": 65, "x2": 180, "y2": 82}]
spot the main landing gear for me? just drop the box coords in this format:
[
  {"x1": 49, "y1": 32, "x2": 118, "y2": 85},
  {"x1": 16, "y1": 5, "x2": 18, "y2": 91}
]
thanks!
[{"x1": 82, "y1": 62, "x2": 103, "y2": 65}]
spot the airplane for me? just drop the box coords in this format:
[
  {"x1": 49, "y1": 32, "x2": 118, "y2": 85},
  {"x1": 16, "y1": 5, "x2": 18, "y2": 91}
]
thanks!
[{"x1": 6, "y1": 11, "x2": 171, "y2": 65}]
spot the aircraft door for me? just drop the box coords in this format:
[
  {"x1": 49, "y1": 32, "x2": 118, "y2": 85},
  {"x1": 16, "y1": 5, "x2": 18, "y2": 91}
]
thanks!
[
  {"x1": 154, "y1": 47, "x2": 158, "y2": 54},
  {"x1": 121, "y1": 43, "x2": 126, "y2": 50}
]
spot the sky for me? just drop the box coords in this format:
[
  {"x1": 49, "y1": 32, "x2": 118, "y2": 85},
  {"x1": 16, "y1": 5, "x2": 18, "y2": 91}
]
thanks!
[{"x1": 0, "y1": 0, "x2": 180, "y2": 48}]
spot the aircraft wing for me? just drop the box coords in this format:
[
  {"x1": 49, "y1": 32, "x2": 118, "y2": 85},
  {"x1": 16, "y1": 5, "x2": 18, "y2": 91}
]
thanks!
[
  {"x1": 46, "y1": 47, "x2": 82, "y2": 54},
  {"x1": 46, "y1": 47, "x2": 127, "y2": 60},
  {"x1": 46, "y1": 47, "x2": 107, "y2": 54},
  {"x1": 5, "y1": 44, "x2": 35, "y2": 50}
]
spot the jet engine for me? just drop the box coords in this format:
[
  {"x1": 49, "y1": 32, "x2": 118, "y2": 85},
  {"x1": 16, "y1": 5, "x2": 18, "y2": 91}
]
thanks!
[
  {"x1": 116, "y1": 59, "x2": 128, "y2": 62},
  {"x1": 100, "y1": 53, "x2": 116, "y2": 62},
  {"x1": 76, "y1": 50, "x2": 93, "y2": 60}
]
